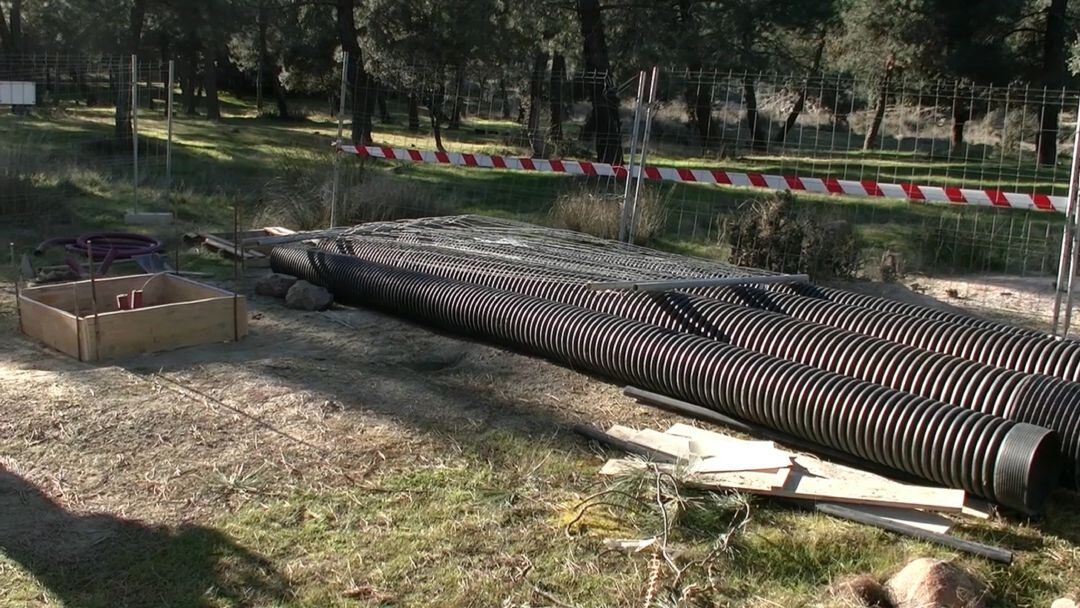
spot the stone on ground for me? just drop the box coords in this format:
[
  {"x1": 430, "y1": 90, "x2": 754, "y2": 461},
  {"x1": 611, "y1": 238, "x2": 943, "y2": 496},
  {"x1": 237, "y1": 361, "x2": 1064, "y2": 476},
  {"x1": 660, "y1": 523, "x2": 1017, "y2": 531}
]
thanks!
[
  {"x1": 255, "y1": 272, "x2": 298, "y2": 298},
  {"x1": 1051, "y1": 598, "x2": 1078, "y2": 608},
  {"x1": 886, "y1": 558, "x2": 986, "y2": 608},
  {"x1": 828, "y1": 574, "x2": 892, "y2": 608},
  {"x1": 285, "y1": 280, "x2": 333, "y2": 311}
]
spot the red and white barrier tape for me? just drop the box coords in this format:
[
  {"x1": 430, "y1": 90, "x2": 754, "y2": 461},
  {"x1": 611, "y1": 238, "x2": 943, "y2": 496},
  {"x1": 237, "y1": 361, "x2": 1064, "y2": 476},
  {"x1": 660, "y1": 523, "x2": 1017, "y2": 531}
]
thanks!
[{"x1": 338, "y1": 144, "x2": 1067, "y2": 213}]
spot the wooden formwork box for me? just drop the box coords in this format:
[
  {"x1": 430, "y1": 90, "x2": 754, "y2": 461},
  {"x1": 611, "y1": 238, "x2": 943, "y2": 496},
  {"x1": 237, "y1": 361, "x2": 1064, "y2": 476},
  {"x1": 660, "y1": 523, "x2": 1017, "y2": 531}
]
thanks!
[{"x1": 17, "y1": 273, "x2": 247, "y2": 362}]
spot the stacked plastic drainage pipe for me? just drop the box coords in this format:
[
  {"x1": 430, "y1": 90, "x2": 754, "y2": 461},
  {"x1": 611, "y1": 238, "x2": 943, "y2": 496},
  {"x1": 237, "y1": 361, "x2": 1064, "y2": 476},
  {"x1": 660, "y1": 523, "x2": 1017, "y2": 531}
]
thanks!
[
  {"x1": 779, "y1": 282, "x2": 1050, "y2": 338},
  {"x1": 713, "y1": 284, "x2": 1080, "y2": 383},
  {"x1": 271, "y1": 246, "x2": 1059, "y2": 514},
  {"x1": 313, "y1": 237, "x2": 1080, "y2": 489}
]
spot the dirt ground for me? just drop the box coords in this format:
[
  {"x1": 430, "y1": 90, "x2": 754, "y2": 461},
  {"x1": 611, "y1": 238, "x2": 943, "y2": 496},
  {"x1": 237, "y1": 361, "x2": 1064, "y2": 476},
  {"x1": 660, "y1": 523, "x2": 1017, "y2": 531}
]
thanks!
[
  {"x1": 2, "y1": 271, "x2": 1080, "y2": 607},
  {"x1": 0, "y1": 270, "x2": 687, "y2": 607},
  {"x1": 834, "y1": 273, "x2": 1073, "y2": 332}
]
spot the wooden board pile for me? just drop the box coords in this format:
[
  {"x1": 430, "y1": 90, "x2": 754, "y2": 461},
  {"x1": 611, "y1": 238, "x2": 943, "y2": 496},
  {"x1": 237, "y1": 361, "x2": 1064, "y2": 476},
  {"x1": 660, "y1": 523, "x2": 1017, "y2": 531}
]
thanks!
[{"x1": 598, "y1": 423, "x2": 993, "y2": 537}]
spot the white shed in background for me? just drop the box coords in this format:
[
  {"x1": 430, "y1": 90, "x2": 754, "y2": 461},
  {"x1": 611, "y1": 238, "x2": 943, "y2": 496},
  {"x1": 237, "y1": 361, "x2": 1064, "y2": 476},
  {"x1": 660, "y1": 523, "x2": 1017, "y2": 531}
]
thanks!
[{"x1": 0, "y1": 81, "x2": 36, "y2": 105}]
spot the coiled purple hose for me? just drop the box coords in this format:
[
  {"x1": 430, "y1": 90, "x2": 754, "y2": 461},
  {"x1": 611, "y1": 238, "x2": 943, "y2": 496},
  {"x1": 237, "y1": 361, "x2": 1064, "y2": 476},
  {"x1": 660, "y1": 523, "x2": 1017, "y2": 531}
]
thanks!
[{"x1": 35, "y1": 232, "x2": 164, "y2": 261}]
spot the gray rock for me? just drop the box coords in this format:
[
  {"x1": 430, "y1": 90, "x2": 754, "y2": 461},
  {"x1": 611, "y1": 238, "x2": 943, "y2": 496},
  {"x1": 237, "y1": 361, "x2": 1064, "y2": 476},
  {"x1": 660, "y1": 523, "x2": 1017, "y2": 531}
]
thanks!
[
  {"x1": 285, "y1": 280, "x2": 333, "y2": 311},
  {"x1": 829, "y1": 574, "x2": 891, "y2": 608},
  {"x1": 886, "y1": 558, "x2": 986, "y2": 608},
  {"x1": 255, "y1": 273, "x2": 298, "y2": 298},
  {"x1": 1051, "y1": 599, "x2": 1078, "y2": 608}
]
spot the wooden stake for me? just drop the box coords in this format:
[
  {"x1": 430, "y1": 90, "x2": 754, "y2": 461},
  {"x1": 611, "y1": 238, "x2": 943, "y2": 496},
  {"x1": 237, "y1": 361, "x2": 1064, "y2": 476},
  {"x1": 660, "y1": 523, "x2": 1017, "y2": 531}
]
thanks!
[
  {"x1": 233, "y1": 205, "x2": 240, "y2": 342},
  {"x1": 11, "y1": 243, "x2": 24, "y2": 335},
  {"x1": 72, "y1": 280, "x2": 82, "y2": 360},
  {"x1": 87, "y1": 240, "x2": 101, "y2": 361}
]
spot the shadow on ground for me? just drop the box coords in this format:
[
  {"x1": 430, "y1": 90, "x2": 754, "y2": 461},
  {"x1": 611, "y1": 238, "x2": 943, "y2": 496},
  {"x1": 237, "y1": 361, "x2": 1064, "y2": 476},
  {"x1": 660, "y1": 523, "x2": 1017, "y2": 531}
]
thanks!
[{"x1": 0, "y1": 468, "x2": 291, "y2": 607}]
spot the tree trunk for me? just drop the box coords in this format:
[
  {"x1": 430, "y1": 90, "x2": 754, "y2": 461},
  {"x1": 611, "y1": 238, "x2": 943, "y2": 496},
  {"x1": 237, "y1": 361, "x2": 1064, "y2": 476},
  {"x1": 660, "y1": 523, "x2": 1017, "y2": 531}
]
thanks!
[
  {"x1": 182, "y1": 52, "x2": 198, "y2": 115},
  {"x1": 115, "y1": 0, "x2": 146, "y2": 144},
  {"x1": 684, "y1": 66, "x2": 714, "y2": 148},
  {"x1": 377, "y1": 87, "x2": 391, "y2": 122},
  {"x1": 10, "y1": 0, "x2": 20, "y2": 50},
  {"x1": 499, "y1": 78, "x2": 511, "y2": 120},
  {"x1": 112, "y1": 66, "x2": 132, "y2": 144},
  {"x1": 449, "y1": 67, "x2": 464, "y2": 129},
  {"x1": 776, "y1": 34, "x2": 826, "y2": 143},
  {"x1": 0, "y1": 0, "x2": 21, "y2": 53},
  {"x1": 407, "y1": 93, "x2": 420, "y2": 131},
  {"x1": 549, "y1": 53, "x2": 566, "y2": 141},
  {"x1": 863, "y1": 61, "x2": 894, "y2": 151},
  {"x1": 336, "y1": 0, "x2": 374, "y2": 144},
  {"x1": 257, "y1": 0, "x2": 268, "y2": 111},
  {"x1": 204, "y1": 50, "x2": 221, "y2": 120},
  {"x1": 950, "y1": 86, "x2": 968, "y2": 152},
  {"x1": 743, "y1": 78, "x2": 767, "y2": 152},
  {"x1": 0, "y1": 4, "x2": 11, "y2": 53},
  {"x1": 429, "y1": 88, "x2": 446, "y2": 152},
  {"x1": 576, "y1": 0, "x2": 623, "y2": 165},
  {"x1": 527, "y1": 50, "x2": 549, "y2": 157},
  {"x1": 1037, "y1": 0, "x2": 1069, "y2": 166},
  {"x1": 271, "y1": 66, "x2": 289, "y2": 119}
]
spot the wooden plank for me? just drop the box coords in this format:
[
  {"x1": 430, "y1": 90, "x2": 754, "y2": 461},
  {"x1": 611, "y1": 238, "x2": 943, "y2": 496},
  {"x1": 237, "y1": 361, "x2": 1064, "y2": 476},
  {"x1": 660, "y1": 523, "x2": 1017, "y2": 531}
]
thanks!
[
  {"x1": 665, "y1": 422, "x2": 776, "y2": 455},
  {"x1": 598, "y1": 458, "x2": 963, "y2": 513},
  {"x1": 606, "y1": 426, "x2": 692, "y2": 461},
  {"x1": 776, "y1": 471, "x2": 965, "y2": 513},
  {"x1": 85, "y1": 295, "x2": 246, "y2": 360},
  {"x1": 962, "y1": 499, "x2": 994, "y2": 520},
  {"x1": 17, "y1": 296, "x2": 80, "y2": 358},
  {"x1": 599, "y1": 459, "x2": 788, "y2": 492},
  {"x1": 262, "y1": 226, "x2": 296, "y2": 236},
  {"x1": 689, "y1": 450, "x2": 793, "y2": 474},
  {"x1": 789, "y1": 456, "x2": 966, "y2": 512},
  {"x1": 198, "y1": 234, "x2": 264, "y2": 259},
  {"x1": 21, "y1": 274, "x2": 247, "y2": 361},
  {"x1": 823, "y1": 504, "x2": 954, "y2": 535}
]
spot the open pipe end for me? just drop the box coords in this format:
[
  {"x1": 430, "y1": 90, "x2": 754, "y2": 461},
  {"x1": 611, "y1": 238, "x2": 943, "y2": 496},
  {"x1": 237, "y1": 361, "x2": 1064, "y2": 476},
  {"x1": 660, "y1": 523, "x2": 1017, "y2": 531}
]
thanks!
[{"x1": 994, "y1": 423, "x2": 1061, "y2": 516}]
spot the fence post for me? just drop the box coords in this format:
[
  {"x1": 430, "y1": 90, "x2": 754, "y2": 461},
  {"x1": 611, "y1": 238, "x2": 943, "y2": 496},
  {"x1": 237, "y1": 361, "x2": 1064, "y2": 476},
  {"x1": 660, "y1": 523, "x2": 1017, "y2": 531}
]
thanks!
[
  {"x1": 627, "y1": 66, "x2": 660, "y2": 245},
  {"x1": 330, "y1": 51, "x2": 349, "y2": 229},
  {"x1": 619, "y1": 70, "x2": 646, "y2": 243},
  {"x1": 166, "y1": 59, "x2": 174, "y2": 192},
  {"x1": 131, "y1": 54, "x2": 139, "y2": 213},
  {"x1": 1052, "y1": 95, "x2": 1080, "y2": 336}
]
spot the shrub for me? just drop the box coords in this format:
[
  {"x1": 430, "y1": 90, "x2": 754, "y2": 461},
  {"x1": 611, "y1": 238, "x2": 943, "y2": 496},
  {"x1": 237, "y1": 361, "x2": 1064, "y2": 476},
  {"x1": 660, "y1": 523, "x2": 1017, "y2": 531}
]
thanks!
[
  {"x1": 549, "y1": 185, "x2": 667, "y2": 244},
  {"x1": 726, "y1": 192, "x2": 859, "y2": 280},
  {"x1": 255, "y1": 152, "x2": 455, "y2": 230}
]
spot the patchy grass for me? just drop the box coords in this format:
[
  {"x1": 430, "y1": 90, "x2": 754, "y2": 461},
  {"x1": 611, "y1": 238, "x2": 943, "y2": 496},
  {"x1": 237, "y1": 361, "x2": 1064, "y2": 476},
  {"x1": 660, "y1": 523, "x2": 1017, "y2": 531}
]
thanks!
[
  {"x1": 1, "y1": 99, "x2": 1068, "y2": 279},
  {"x1": 2, "y1": 293, "x2": 1080, "y2": 608}
]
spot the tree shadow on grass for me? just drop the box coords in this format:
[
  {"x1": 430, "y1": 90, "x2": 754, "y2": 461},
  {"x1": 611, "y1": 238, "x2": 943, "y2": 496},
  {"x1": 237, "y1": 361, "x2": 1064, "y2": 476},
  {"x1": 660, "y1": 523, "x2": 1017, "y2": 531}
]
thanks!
[{"x1": 0, "y1": 468, "x2": 291, "y2": 608}]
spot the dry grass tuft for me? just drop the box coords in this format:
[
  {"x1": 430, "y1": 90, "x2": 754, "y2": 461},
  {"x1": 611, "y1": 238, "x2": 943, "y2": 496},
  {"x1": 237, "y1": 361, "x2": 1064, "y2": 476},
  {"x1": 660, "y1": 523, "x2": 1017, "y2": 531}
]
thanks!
[
  {"x1": 549, "y1": 185, "x2": 667, "y2": 244},
  {"x1": 255, "y1": 152, "x2": 455, "y2": 230}
]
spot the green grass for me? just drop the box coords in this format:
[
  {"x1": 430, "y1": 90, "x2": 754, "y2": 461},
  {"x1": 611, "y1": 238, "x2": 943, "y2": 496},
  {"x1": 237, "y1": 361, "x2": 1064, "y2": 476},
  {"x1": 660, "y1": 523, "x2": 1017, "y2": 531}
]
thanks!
[
  {"x1": 2, "y1": 96, "x2": 1079, "y2": 606},
  {"x1": 4, "y1": 428, "x2": 1077, "y2": 606},
  {"x1": 1, "y1": 96, "x2": 1069, "y2": 279}
]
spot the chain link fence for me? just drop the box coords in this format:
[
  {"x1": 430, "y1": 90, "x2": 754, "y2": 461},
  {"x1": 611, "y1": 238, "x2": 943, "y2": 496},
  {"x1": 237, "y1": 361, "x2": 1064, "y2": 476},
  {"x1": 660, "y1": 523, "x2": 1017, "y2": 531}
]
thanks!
[
  {"x1": 2, "y1": 53, "x2": 1076, "y2": 327},
  {"x1": 0, "y1": 54, "x2": 172, "y2": 230}
]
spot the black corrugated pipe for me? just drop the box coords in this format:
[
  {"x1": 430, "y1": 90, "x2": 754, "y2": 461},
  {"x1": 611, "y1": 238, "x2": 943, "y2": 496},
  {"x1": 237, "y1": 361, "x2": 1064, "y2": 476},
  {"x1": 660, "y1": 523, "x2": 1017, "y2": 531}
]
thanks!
[
  {"x1": 709, "y1": 284, "x2": 1080, "y2": 384},
  {"x1": 317, "y1": 237, "x2": 1080, "y2": 488},
  {"x1": 776, "y1": 282, "x2": 1051, "y2": 338},
  {"x1": 271, "y1": 246, "x2": 1059, "y2": 514}
]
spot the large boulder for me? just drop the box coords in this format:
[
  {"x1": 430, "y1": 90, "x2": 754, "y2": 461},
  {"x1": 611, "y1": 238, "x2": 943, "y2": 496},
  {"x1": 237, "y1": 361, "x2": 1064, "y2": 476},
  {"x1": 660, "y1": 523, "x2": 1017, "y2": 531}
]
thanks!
[
  {"x1": 886, "y1": 558, "x2": 986, "y2": 608},
  {"x1": 255, "y1": 273, "x2": 298, "y2": 298},
  {"x1": 285, "y1": 280, "x2": 333, "y2": 311}
]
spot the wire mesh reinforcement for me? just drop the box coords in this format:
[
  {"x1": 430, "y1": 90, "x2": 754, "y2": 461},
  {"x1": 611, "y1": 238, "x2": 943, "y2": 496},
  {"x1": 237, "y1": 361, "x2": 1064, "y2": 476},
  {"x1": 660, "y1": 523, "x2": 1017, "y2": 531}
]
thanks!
[
  {"x1": 271, "y1": 246, "x2": 1059, "y2": 514},
  {"x1": 337, "y1": 215, "x2": 775, "y2": 281},
  {"x1": 336, "y1": 217, "x2": 1078, "y2": 381},
  {"x1": 317, "y1": 235, "x2": 1080, "y2": 489}
]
